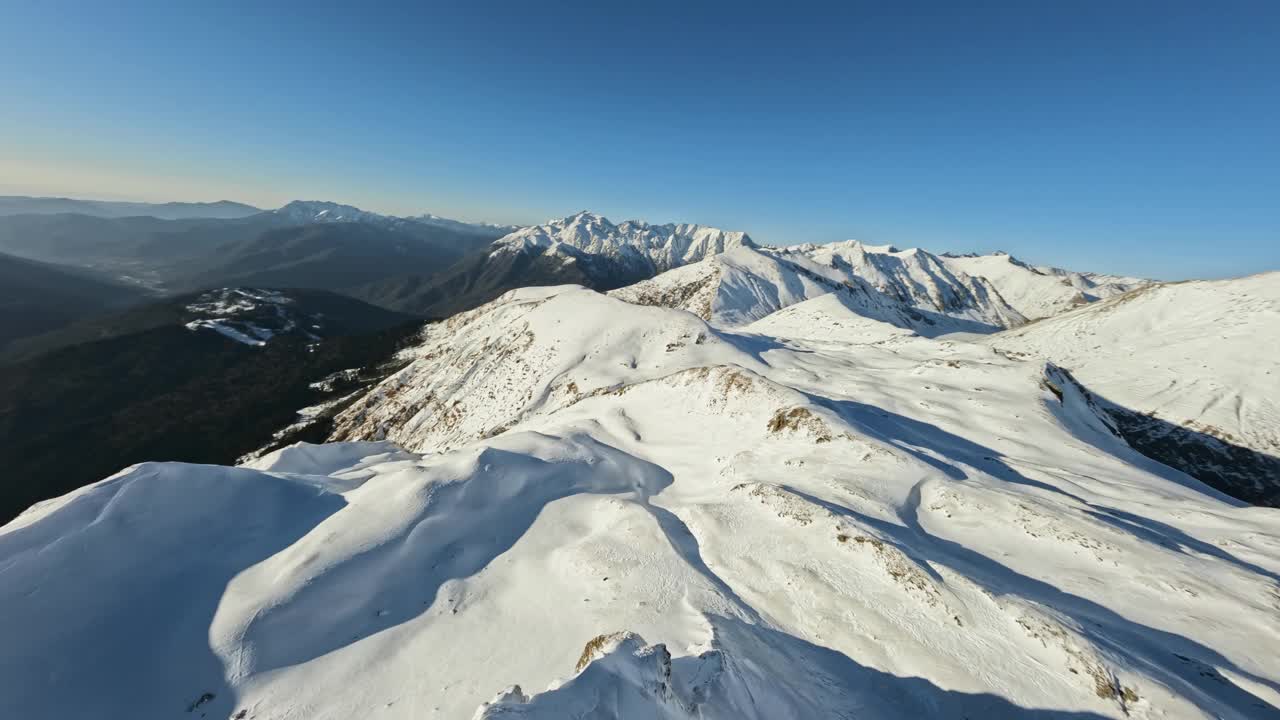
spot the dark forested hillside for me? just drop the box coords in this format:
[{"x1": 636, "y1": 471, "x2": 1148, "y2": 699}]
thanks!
[
  {"x1": 176, "y1": 221, "x2": 495, "y2": 292},
  {"x1": 0, "y1": 210, "x2": 505, "y2": 300},
  {"x1": 0, "y1": 251, "x2": 150, "y2": 352},
  {"x1": 0, "y1": 318, "x2": 423, "y2": 524}
]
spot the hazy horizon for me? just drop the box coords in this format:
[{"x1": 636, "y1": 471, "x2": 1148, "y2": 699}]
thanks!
[
  {"x1": 3, "y1": 2, "x2": 1277, "y2": 280},
  {"x1": 3, "y1": 185, "x2": 1277, "y2": 282}
]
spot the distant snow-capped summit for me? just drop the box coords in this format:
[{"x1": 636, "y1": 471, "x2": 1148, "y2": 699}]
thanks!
[
  {"x1": 493, "y1": 210, "x2": 755, "y2": 273},
  {"x1": 273, "y1": 200, "x2": 389, "y2": 225},
  {"x1": 411, "y1": 213, "x2": 520, "y2": 236},
  {"x1": 272, "y1": 201, "x2": 518, "y2": 236}
]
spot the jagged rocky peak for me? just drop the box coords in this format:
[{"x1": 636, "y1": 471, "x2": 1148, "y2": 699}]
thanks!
[{"x1": 495, "y1": 210, "x2": 756, "y2": 271}]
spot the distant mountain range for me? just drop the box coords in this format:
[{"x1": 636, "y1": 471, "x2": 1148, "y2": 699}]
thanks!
[
  {"x1": 348, "y1": 210, "x2": 754, "y2": 317},
  {"x1": 272, "y1": 200, "x2": 520, "y2": 237},
  {"x1": 0, "y1": 195, "x2": 262, "y2": 220},
  {"x1": 0, "y1": 198, "x2": 1164, "y2": 364},
  {"x1": 0, "y1": 199, "x2": 514, "y2": 347}
]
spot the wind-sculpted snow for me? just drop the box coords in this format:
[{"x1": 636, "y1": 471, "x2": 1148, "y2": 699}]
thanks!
[{"x1": 3, "y1": 280, "x2": 1279, "y2": 719}]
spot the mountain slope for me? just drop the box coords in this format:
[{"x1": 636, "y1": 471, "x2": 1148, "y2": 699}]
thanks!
[
  {"x1": 612, "y1": 242, "x2": 1026, "y2": 334},
  {"x1": 942, "y1": 252, "x2": 1147, "y2": 320},
  {"x1": 5, "y1": 281, "x2": 1278, "y2": 719},
  {"x1": 0, "y1": 202, "x2": 508, "y2": 295},
  {"x1": 1, "y1": 286, "x2": 412, "y2": 363},
  {"x1": 0, "y1": 251, "x2": 150, "y2": 351},
  {"x1": 349, "y1": 210, "x2": 755, "y2": 316},
  {"x1": 175, "y1": 221, "x2": 494, "y2": 293},
  {"x1": 988, "y1": 272, "x2": 1280, "y2": 504},
  {"x1": 0, "y1": 212, "x2": 293, "y2": 290}
]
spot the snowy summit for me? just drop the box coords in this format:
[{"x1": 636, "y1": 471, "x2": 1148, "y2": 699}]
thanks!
[{"x1": 493, "y1": 211, "x2": 755, "y2": 273}]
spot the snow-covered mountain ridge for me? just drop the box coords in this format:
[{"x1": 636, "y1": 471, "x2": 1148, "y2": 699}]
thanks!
[
  {"x1": 1, "y1": 227, "x2": 1276, "y2": 719},
  {"x1": 941, "y1": 251, "x2": 1148, "y2": 320},
  {"x1": 988, "y1": 271, "x2": 1280, "y2": 504},
  {"x1": 272, "y1": 200, "x2": 518, "y2": 236},
  {"x1": 611, "y1": 241, "x2": 1027, "y2": 333},
  {"x1": 265, "y1": 205, "x2": 1144, "y2": 328},
  {"x1": 492, "y1": 211, "x2": 755, "y2": 274},
  {"x1": 374, "y1": 211, "x2": 762, "y2": 319}
]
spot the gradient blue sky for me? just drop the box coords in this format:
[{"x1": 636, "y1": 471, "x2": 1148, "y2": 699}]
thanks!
[{"x1": 1, "y1": 0, "x2": 1276, "y2": 279}]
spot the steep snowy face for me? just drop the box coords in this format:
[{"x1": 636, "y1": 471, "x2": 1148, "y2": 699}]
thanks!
[
  {"x1": 492, "y1": 211, "x2": 755, "y2": 275},
  {"x1": 941, "y1": 252, "x2": 1148, "y2": 320},
  {"x1": 792, "y1": 241, "x2": 1027, "y2": 329},
  {"x1": 6, "y1": 282, "x2": 1278, "y2": 720},
  {"x1": 989, "y1": 271, "x2": 1280, "y2": 504},
  {"x1": 612, "y1": 242, "x2": 1026, "y2": 334}
]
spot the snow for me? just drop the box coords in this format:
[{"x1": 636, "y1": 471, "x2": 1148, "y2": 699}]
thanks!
[
  {"x1": 989, "y1": 272, "x2": 1280, "y2": 459},
  {"x1": 308, "y1": 367, "x2": 361, "y2": 391},
  {"x1": 942, "y1": 252, "x2": 1148, "y2": 320},
  {"x1": 274, "y1": 200, "x2": 516, "y2": 235},
  {"x1": 3, "y1": 267, "x2": 1279, "y2": 719},
  {"x1": 183, "y1": 318, "x2": 267, "y2": 346},
  {"x1": 611, "y1": 242, "x2": 1025, "y2": 334},
  {"x1": 181, "y1": 287, "x2": 319, "y2": 346},
  {"x1": 491, "y1": 211, "x2": 755, "y2": 273},
  {"x1": 274, "y1": 200, "x2": 389, "y2": 225},
  {"x1": 185, "y1": 287, "x2": 292, "y2": 316},
  {"x1": 413, "y1": 213, "x2": 520, "y2": 236}
]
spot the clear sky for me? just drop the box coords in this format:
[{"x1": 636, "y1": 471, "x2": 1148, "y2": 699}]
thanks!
[{"x1": 1, "y1": 0, "x2": 1276, "y2": 279}]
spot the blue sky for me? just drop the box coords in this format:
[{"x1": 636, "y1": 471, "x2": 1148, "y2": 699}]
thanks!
[{"x1": 1, "y1": 0, "x2": 1276, "y2": 279}]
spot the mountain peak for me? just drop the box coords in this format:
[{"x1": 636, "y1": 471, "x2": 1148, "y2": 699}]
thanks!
[
  {"x1": 497, "y1": 212, "x2": 754, "y2": 271},
  {"x1": 274, "y1": 200, "x2": 383, "y2": 224},
  {"x1": 564, "y1": 209, "x2": 611, "y2": 223}
]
